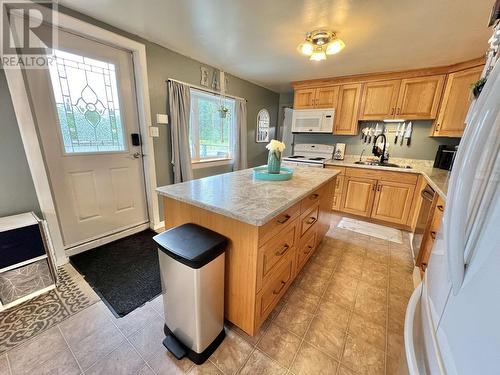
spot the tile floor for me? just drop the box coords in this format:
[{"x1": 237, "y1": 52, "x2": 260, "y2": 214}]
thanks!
[{"x1": 0, "y1": 214, "x2": 415, "y2": 375}]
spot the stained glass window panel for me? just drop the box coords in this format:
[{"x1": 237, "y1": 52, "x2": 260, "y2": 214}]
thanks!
[{"x1": 48, "y1": 49, "x2": 126, "y2": 153}]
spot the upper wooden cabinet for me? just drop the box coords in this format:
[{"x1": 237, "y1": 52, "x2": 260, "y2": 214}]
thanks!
[
  {"x1": 293, "y1": 88, "x2": 316, "y2": 109},
  {"x1": 315, "y1": 86, "x2": 339, "y2": 108},
  {"x1": 294, "y1": 86, "x2": 338, "y2": 109},
  {"x1": 432, "y1": 66, "x2": 482, "y2": 137},
  {"x1": 334, "y1": 84, "x2": 362, "y2": 135},
  {"x1": 396, "y1": 75, "x2": 445, "y2": 119},
  {"x1": 359, "y1": 80, "x2": 401, "y2": 120},
  {"x1": 359, "y1": 75, "x2": 445, "y2": 120}
]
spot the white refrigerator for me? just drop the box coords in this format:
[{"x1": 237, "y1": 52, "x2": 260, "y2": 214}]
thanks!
[{"x1": 403, "y1": 54, "x2": 500, "y2": 373}]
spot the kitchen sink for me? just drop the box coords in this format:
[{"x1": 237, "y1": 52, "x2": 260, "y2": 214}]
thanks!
[{"x1": 354, "y1": 161, "x2": 412, "y2": 169}]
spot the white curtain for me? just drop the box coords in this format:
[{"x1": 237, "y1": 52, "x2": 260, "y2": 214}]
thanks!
[
  {"x1": 168, "y1": 81, "x2": 193, "y2": 183},
  {"x1": 233, "y1": 99, "x2": 247, "y2": 170}
]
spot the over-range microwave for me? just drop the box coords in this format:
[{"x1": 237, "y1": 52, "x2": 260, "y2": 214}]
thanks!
[{"x1": 291, "y1": 108, "x2": 335, "y2": 133}]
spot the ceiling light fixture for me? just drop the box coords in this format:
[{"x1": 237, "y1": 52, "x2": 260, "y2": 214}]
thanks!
[{"x1": 298, "y1": 30, "x2": 345, "y2": 61}]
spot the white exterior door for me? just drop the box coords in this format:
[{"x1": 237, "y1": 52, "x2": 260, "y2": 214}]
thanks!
[{"x1": 25, "y1": 28, "x2": 148, "y2": 249}]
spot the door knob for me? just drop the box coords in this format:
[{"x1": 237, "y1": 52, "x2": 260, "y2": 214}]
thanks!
[{"x1": 132, "y1": 152, "x2": 141, "y2": 159}]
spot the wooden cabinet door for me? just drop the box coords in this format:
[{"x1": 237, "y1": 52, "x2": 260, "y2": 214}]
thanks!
[
  {"x1": 315, "y1": 86, "x2": 339, "y2": 108},
  {"x1": 334, "y1": 83, "x2": 362, "y2": 135},
  {"x1": 433, "y1": 66, "x2": 482, "y2": 137},
  {"x1": 395, "y1": 75, "x2": 445, "y2": 119},
  {"x1": 294, "y1": 88, "x2": 316, "y2": 109},
  {"x1": 341, "y1": 177, "x2": 376, "y2": 217},
  {"x1": 371, "y1": 181, "x2": 416, "y2": 225},
  {"x1": 359, "y1": 80, "x2": 400, "y2": 120}
]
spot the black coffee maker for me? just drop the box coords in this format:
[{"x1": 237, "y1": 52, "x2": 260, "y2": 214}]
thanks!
[{"x1": 434, "y1": 145, "x2": 458, "y2": 170}]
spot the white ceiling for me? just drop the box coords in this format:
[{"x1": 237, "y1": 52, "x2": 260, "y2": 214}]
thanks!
[{"x1": 59, "y1": 0, "x2": 494, "y2": 92}]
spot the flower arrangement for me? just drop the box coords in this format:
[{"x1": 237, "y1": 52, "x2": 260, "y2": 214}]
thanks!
[{"x1": 266, "y1": 140, "x2": 286, "y2": 174}]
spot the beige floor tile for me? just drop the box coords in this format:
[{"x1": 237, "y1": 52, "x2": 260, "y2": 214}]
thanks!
[
  {"x1": 148, "y1": 295, "x2": 164, "y2": 315},
  {"x1": 291, "y1": 342, "x2": 339, "y2": 375},
  {"x1": 360, "y1": 268, "x2": 388, "y2": 289},
  {"x1": 302, "y1": 261, "x2": 334, "y2": 280},
  {"x1": 59, "y1": 302, "x2": 113, "y2": 345},
  {"x1": 239, "y1": 349, "x2": 286, "y2": 375},
  {"x1": 274, "y1": 303, "x2": 315, "y2": 337},
  {"x1": 304, "y1": 315, "x2": 346, "y2": 360},
  {"x1": 227, "y1": 317, "x2": 270, "y2": 346},
  {"x1": 297, "y1": 271, "x2": 330, "y2": 297},
  {"x1": 387, "y1": 314, "x2": 404, "y2": 336},
  {"x1": 315, "y1": 300, "x2": 351, "y2": 332},
  {"x1": 0, "y1": 355, "x2": 9, "y2": 375},
  {"x1": 335, "y1": 258, "x2": 363, "y2": 279},
  {"x1": 137, "y1": 365, "x2": 156, "y2": 375},
  {"x1": 386, "y1": 355, "x2": 403, "y2": 375},
  {"x1": 337, "y1": 365, "x2": 357, "y2": 375},
  {"x1": 128, "y1": 318, "x2": 166, "y2": 363},
  {"x1": 209, "y1": 329, "x2": 252, "y2": 375},
  {"x1": 353, "y1": 298, "x2": 387, "y2": 328},
  {"x1": 112, "y1": 303, "x2": 162, "y2": 337},
  {"x1": 347, "y1": 314, "x2": 386, "y2": 351},
  {"x1": 387, "y1": 332, "x2": 404, "y2": 360},
  {"x1": 66, "y1": 322, "x2": 125, "y2": 370},
  {"x1": 188, "y1": 361, "x2": 223, "y2": 375},
  {"x1": 342, "y1": 335, "x2": 385, "y2": 375},
  {"x1": 283, "y1": 286, "x2": 322, "y2": 314},
  {"x1": 324, "y1": 274, "x2": 359, "y2": 310},
  {"x1": 257, "y1": 323, "x2": 301, "y2": 368},
  {"x1": 147, "y1": 349, "x2": 193, "y2": 375},
  {"x1": 85, "y1": 341, "x2": 145, "y2": 375},
  {"x1": 8, "y1": 326, "x2": 79, "y2": 375},
  {"x1": 389, "y1": 293, "x2": 410, "y2": 323},
  {"x1": 356, "y1": 281, "x2": 387, "y2": 305}
]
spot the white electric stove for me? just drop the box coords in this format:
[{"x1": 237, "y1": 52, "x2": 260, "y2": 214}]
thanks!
[{"x1": 282, "y1": 144, "x2": 334, "y2": 168}]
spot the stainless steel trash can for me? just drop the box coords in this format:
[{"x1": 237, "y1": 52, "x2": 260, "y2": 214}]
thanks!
[{"x1": 153, "y1": 223, "x2": 227, "y2": 364}]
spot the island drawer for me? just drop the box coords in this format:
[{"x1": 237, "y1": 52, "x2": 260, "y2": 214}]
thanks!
[
  {"x1": 346, "y1": 167, "x2": 418, "y2": 185},
  {"x1": 296, "y1": 225, "x2": 317, "y2": 273},
  {"x1": 300, "y1": 203, "x2": 319, "y2": 236},
  {"x1": 258, "y1": 201, "x2": 301, "y2": 246},
  {"x1": 300, "y1": 186, "x2": 323, "y2": 214},
  {"x1": 256, "y1": 222, "x2": 297, "y2": 291},
  {"x1": 255, "y1": 251, "x2": 294, "y2": 325}
]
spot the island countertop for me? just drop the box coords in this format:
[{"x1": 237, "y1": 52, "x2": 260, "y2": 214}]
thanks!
[{"x1": 156, "y1": 166, "x2": 339, "y2": 226}]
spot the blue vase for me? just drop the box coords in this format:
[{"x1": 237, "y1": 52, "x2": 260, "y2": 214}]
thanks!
[{"x1": 267, "y1": 151, "x2": 282, "y2": 174}]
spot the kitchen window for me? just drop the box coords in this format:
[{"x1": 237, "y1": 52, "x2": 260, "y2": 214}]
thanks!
[{"x1": 189, "y1": 89, "x2": 236, "y2": 163}]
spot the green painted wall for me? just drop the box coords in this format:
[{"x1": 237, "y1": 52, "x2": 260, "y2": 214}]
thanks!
[
  {"x1": 0, "y1": 7, "x2": 279, "y2": 220},
  {"x1": 278, "y1": 93, "x2": 460, "y2": 160},
  {"x1": 0, "y1": 70, "x2": 41, "y2": 217}
]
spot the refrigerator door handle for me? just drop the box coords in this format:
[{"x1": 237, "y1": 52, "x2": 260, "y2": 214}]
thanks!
[{"x1": 404, "y1": 283, "x2": 423, "y2": 375}]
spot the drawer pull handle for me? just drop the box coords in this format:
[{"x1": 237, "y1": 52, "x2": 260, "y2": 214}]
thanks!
[
  {"x1": 437, "y1": 205, "x2": 444, "y2": 212},
  {"x1": 273, "y1": 281, "x2": 286, "y2": 295},
  {"x1": 277, "y1": 214, "x2": 291, "y2": 224},
  {"x1": 430, "y1": 231, "x2": 437, "y2": 240},
  {"x1": 275, "y1": 244, "x2": 289, "y2": 256},
  {"x1": 306, "y1": 217, "x2": 317, "y2": 225},
  {"x1": 309, "y1": 193, "x2": 319, "y2": 200}
]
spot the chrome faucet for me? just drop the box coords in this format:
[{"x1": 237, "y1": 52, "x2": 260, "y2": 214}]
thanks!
[{"x1": 372, "y1": 134, "x2": 387, "y2": 163}]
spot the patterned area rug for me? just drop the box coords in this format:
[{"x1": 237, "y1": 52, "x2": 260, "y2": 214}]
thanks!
[{"x1": 0, "y1": 264, "x2": 99, "y2": 354}]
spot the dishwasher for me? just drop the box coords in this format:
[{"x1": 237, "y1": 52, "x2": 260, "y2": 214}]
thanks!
[{"x1": 411, "y1": 184, "x2": 436, "y2": 262}]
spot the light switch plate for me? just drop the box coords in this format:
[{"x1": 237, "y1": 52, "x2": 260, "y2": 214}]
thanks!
[
  {"x1": 156, "y1": 113, "x2": 168, "y2": 124},
  {"x1": 150, "y1": 127, "x2": 159, "y2": 137}
]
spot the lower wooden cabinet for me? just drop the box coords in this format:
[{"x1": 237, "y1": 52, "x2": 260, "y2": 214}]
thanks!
[
  {"x1": 416, "y1": 196, "x2": 445, "y2": 270},
  {"x1": 371, "y1": 181, "x2": 416, "y2": 225},
  {"x1": 341, "y1": 176, "x2": 377, "y2": 217}
]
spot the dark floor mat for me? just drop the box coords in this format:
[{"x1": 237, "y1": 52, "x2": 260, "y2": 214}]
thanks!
[{"x1": 70, "y1": 229, "x2": 161, "y2": 317}]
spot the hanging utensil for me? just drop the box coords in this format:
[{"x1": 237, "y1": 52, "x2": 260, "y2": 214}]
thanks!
[
  {"x1": 394, "y1": 123, "x2": 401, "y2": 144},
  {"x1": 400, "y1": 122, "x2": 406, "y2": 146},
  {"x1": 405, "y1": 122, "x2": 413, "y2": 146}
]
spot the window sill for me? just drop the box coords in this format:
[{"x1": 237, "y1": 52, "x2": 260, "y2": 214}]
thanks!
[{"x1": 191, "y1": 158, "x2": 233, "y2": 169}]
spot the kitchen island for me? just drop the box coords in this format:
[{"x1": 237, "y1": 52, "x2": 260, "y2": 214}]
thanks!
[{"x1": 157, "y1": 167, "x2": 339, "y2": 335}]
